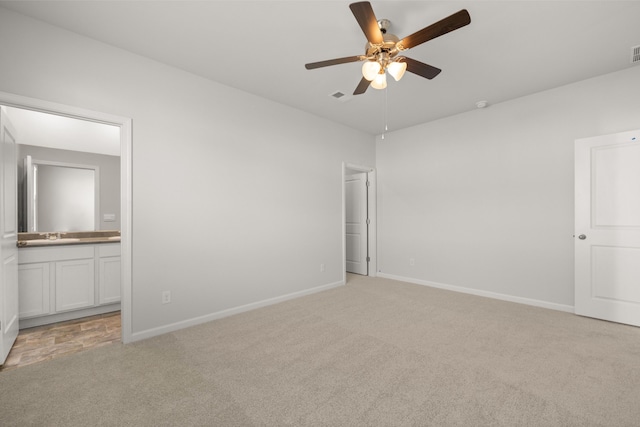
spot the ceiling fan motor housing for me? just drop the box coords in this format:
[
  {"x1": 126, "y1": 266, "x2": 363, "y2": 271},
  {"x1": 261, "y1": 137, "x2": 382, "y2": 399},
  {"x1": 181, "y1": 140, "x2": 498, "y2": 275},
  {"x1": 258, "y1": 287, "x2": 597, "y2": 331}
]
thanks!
[
  {"x1": 365, "y1": 31, "x2": 401, "y2": 63},
  {"x1": 378, "y1": 18, "x2": 391, "y2": 34}
]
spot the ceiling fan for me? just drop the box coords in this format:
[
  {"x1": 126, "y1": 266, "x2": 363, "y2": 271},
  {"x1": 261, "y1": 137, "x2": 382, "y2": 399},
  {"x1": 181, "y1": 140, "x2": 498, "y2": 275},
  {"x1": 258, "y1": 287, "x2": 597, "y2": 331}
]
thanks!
[{"x1": 305, "y1": 1, "x2": 471, "y2": 95}]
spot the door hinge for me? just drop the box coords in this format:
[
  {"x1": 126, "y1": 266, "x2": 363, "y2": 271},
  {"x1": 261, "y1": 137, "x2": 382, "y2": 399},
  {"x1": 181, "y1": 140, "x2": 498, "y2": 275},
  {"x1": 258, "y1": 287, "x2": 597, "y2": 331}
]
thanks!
[
  {"x1": 366, "y1": 257, "x2": 370, "y2": 262},
  {"x1": 366, "y1": 218, "x2": 370, "y2": 225},
  {"x1": 366, "y1": 180, "x2": 370, "y2": 187}
]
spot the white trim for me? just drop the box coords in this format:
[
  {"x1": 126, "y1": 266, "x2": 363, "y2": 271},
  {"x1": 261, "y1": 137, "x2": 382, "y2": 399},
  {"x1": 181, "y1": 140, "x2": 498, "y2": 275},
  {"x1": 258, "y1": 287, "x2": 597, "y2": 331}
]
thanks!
[
  {"x1": 345, "y1": 163, "x2": 374, "y2": 173},
  {"x1": 367, "y1": 170, "x2": 377, "y2": 277},
  {"x1": 131, "y1": 280, "x2": 345, "y2": 342},
  {"x1": 0, "y1": 91, "x2": 133, "y2": 344},
  {"x1": 341, "y1": 164, "x2": 346, "y2": 284},
  {"x1": 377, "y1": 272, "x2": 575, "y2": 313},
  {"x1": 19, "y1": 304, "x2": 119, "y2": 329},
  {"x1": 119, "y1": 116, "x2": 133, "y2": 344},
  {"x1": 342, "y1": 162, "x2": 377, "y2": 284}
]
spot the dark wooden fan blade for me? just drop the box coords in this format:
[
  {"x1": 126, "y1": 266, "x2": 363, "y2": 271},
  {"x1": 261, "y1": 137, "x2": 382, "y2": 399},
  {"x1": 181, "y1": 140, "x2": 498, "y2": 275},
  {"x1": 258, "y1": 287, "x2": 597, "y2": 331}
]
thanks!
[
  {"x1": 305, "y1": 56, "x2": 363, "y2": 70},
  {"x1": 398, "y1": 9, "x2": 470, "y2": 50},
  {"x1": 349, "y1": 2, "x2": 383, "y2": 45},
  {"x1": 353, "y1": 76, "x2": 371, "y2": 95},
  {"x1": 404, "y1": 57, "x2": 442, "y2": 80}
]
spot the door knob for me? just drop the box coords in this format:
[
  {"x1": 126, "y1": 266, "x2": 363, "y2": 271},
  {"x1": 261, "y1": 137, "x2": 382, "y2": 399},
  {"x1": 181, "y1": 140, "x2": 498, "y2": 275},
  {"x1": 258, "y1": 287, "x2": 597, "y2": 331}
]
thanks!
[{"x1": 578, "y1": 234, "x2": 587, "y2": 240}]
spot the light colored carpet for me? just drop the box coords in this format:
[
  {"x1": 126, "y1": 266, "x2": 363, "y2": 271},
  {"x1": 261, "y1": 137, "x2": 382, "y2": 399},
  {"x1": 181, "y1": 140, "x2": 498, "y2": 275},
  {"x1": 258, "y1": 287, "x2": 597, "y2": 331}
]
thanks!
[{"x1": 1, "y1": 274, "x2": 639, "y2": 426}]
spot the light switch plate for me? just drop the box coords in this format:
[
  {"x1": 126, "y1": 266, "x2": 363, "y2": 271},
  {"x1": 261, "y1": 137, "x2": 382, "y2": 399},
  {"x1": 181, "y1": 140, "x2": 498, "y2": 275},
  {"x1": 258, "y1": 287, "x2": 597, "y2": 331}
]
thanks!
[{"x1": 103, "y1": 213, "x2": 116, "y2": 222}]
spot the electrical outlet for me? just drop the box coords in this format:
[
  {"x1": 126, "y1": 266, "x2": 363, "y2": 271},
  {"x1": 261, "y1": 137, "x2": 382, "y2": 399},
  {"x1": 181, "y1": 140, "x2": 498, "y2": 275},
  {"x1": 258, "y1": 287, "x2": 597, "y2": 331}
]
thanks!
[
  {"x1": 320, "y1": 263, "x2": 325, "y2": 272},
  {"x1": 409, "y1": 258, "x2": 415, "y2": 266},
  {"x1": 162, "y1": 290, "x2": 171, "y2": 304}
]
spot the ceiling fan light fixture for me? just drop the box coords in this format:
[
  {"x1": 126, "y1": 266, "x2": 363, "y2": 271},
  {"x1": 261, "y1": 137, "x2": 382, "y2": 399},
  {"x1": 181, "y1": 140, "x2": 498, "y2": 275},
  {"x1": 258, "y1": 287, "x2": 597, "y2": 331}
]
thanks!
[
  {"x1": 371, "y1": 71, "x2": 387, "y2": 90},
  {"x1": 304, "y1": 3, "x2": 472, "y2": 96},
  {"x1": 387, "y1": 61, "x2": 407, "y2": 81},
  {"x1": 362, "y1": 61, "x2": 381, "y2": 81}
]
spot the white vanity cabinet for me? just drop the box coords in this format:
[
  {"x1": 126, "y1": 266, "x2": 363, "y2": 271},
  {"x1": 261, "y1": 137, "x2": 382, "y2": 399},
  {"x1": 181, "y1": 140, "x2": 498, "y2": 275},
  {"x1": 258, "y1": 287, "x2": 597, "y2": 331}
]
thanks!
[
  {"x1": 18, "y1": 262, "x2": 50, "y2": 318},
  {"x1": 98, "y1": 244, "x2": 121, "y2": 305},
  {"x1": 18, "y1": 243, "x2": 120, "y2": 328},
  {"x1": 55, "y1": 257, "x2": 95, "y2": 312}
]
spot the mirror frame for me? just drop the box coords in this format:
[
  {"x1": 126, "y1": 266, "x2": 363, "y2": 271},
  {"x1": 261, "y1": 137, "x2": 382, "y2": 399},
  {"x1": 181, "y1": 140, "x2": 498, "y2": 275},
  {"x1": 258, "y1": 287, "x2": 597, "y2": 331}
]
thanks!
[{"x1": 25, "y1": 155, "x2": 100, "y2": 232}]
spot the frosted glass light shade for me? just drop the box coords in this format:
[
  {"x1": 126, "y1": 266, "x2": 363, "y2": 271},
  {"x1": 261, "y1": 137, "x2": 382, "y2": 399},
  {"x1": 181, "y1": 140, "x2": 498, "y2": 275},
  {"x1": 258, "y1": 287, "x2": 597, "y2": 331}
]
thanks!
[
  {"x1": 371, "y1": 72, "x2": 387, "y2": 90},
  {"x1": 387, "y1": 61, "x2": 407, "y2": 81},
  {"x1": 362, "y1": 61, "x2": 382, "y2": 81}
]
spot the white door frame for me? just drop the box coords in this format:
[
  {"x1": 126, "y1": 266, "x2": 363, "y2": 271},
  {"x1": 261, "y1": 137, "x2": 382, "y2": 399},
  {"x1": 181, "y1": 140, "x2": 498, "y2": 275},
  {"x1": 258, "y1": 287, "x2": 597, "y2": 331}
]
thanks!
[
  {"x1": 342, "y1": 162, "x2": 377, "y2": 283},
  {"x1": 574, "y1": 129, "x2": 640, "y2": 327},
  {"x1": 0, "y1": 91, "x2": 133, "y2": 344}
]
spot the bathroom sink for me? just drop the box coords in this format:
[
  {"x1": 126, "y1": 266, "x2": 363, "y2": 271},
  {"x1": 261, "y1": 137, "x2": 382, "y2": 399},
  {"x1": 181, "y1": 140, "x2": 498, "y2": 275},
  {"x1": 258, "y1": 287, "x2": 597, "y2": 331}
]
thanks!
[
  {"x1": 17, "y1": 232, "x2": 120, "y2": 247},
  {"x1": 18, "y1": 238, "x2": 81, "y2": 246},
  {"x1": 37, "y1": 238, "x2": 80, "y2": 244},
  {"x1": 57, "y1": 238, "x2": 81, "y2": 243}
]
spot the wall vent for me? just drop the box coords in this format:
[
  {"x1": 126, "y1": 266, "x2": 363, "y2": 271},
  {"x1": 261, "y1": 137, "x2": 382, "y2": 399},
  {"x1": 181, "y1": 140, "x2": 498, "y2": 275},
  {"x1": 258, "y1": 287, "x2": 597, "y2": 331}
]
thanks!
[
  {"x1": 330, "y1": 91, "x2": 345, "y2": 99},
  {"x1": 632, "y1": 45, "x2": 640, "y2": 64}
]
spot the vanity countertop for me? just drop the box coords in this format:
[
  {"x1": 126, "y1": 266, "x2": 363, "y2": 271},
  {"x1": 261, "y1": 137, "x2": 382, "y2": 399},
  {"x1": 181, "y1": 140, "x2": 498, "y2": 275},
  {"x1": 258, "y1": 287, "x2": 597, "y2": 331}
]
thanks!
[{"x1": 17, "y1": 230, "x2": 121, "y2": 247}]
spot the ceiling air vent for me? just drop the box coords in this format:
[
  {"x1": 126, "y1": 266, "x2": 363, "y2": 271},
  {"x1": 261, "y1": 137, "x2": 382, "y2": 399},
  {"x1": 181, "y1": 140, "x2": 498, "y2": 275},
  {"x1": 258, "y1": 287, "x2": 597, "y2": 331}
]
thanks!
[
  {"x1": 329, "y1": 91, "x2": 352, "y2": 103},
  {"x1": 632, "y1": 45, "x2": 640, "y2": 64}
]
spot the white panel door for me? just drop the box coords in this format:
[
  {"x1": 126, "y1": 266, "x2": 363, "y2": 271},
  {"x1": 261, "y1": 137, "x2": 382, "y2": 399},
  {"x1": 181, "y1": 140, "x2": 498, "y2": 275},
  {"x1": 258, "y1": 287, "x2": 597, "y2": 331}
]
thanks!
[
  {"x1": 575, "y1": 129, "x2": 640, "y2": 326},
  {"x1": 0, "y1": 107, "x2": 19, "y2": 364},
  {"x1": 345, "y1": 173, "x2": 368, "y2": 275}
]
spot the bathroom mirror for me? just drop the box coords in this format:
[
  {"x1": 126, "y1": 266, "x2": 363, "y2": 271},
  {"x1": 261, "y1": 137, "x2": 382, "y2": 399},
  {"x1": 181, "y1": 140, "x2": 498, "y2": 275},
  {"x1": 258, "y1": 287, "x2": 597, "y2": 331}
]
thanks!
[{"x1": 24, "y1": 156, "x2": 99, "y2": 232}]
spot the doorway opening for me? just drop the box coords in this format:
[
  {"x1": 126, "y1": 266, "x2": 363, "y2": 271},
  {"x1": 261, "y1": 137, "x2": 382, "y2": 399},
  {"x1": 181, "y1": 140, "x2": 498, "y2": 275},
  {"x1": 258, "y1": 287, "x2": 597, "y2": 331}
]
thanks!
[
  {"x1": 0, "y1": 91, "x2": 132, "y2": 360},
  {"x1": 343, "y1": 163, "x2": 377, "y2": 284}
]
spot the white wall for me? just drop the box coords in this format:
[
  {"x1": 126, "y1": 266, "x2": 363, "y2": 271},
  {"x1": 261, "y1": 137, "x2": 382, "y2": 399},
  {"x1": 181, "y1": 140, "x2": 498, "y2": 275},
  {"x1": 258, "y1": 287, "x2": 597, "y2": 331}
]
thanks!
[
  {"x1": 377, "y1": 65, "x2": 640, "y2": 309},
  {"x1": 0, "y1": 8, "x2": 375, "y2": 338}
]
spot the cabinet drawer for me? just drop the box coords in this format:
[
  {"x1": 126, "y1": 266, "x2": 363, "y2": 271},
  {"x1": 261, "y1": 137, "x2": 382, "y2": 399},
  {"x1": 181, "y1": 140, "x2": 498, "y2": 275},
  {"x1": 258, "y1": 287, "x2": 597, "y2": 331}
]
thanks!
[
  {"x1": 19, "y1": 245, "x2": 95, "y2": 264},
  {"x1": 98, "y1": 243, "x2": 121, "y2": 258}
]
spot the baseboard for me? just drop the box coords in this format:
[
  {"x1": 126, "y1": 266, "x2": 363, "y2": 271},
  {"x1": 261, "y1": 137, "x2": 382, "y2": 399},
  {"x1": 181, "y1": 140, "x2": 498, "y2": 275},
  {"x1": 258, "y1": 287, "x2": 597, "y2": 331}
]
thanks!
[
  {"x1": 377, "y1": 273, "x2": 574, "y2": 313},
  {"x1": 131, "y1": 280, "x2": 345, "y2": 342},
  {"x1": 20, "y1": 303, "x2": 121, "y2": 329}
]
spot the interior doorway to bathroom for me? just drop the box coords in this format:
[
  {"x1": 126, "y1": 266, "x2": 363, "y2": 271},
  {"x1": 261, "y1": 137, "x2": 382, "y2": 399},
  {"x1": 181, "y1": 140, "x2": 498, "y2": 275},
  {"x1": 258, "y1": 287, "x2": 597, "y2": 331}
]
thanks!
[{"x1": 0, "y1": 91, "x2": 132, "y2": 369}]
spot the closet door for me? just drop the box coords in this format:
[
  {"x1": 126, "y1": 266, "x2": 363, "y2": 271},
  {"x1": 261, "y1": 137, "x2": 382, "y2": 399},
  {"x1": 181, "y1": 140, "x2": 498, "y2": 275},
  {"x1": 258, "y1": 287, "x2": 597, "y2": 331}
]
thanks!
[
  {"x1": 345, "y1": 173, "x2": 368, "y2": 275},
  {"x1": 575, "y1": 129, "x2": 640, "y2": 327}
]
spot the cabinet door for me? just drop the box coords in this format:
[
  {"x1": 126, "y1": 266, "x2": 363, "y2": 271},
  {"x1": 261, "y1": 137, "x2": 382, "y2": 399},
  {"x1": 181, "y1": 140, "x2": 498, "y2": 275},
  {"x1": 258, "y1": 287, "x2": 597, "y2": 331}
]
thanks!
[
  {"x1": 55, "y1": 259, "x2": 95, "y2": 312},
  {"x1": 99, "y1": 256, "x2": 121, "y2": 304},
  {"x1": 18, "y1": 263, "x2": 51, "y2": 318}
]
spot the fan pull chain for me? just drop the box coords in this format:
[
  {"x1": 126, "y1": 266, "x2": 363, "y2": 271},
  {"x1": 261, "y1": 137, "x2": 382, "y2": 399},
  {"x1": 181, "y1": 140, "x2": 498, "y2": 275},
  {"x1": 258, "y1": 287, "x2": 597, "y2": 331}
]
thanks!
[{"x1": 382, "y1": 86, "x2": 388, "y2": 140}]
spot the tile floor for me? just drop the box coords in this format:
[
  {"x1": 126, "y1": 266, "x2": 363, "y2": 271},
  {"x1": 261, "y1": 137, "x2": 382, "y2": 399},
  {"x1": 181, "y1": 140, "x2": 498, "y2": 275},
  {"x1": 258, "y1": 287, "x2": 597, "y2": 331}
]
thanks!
[{"x1": 0, "y1": 311, "x2": 121, "y2": 372}]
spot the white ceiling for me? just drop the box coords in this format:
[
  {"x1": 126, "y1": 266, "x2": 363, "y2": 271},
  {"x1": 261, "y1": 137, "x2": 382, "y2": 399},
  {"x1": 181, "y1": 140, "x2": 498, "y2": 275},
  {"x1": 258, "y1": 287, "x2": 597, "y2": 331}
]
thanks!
[
  {"x1": 2, "y1": 1, "x2": 639, "y2": 135},
  {"x1": 4, "y1": 107, "x2": 120, "y2": 156}
]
